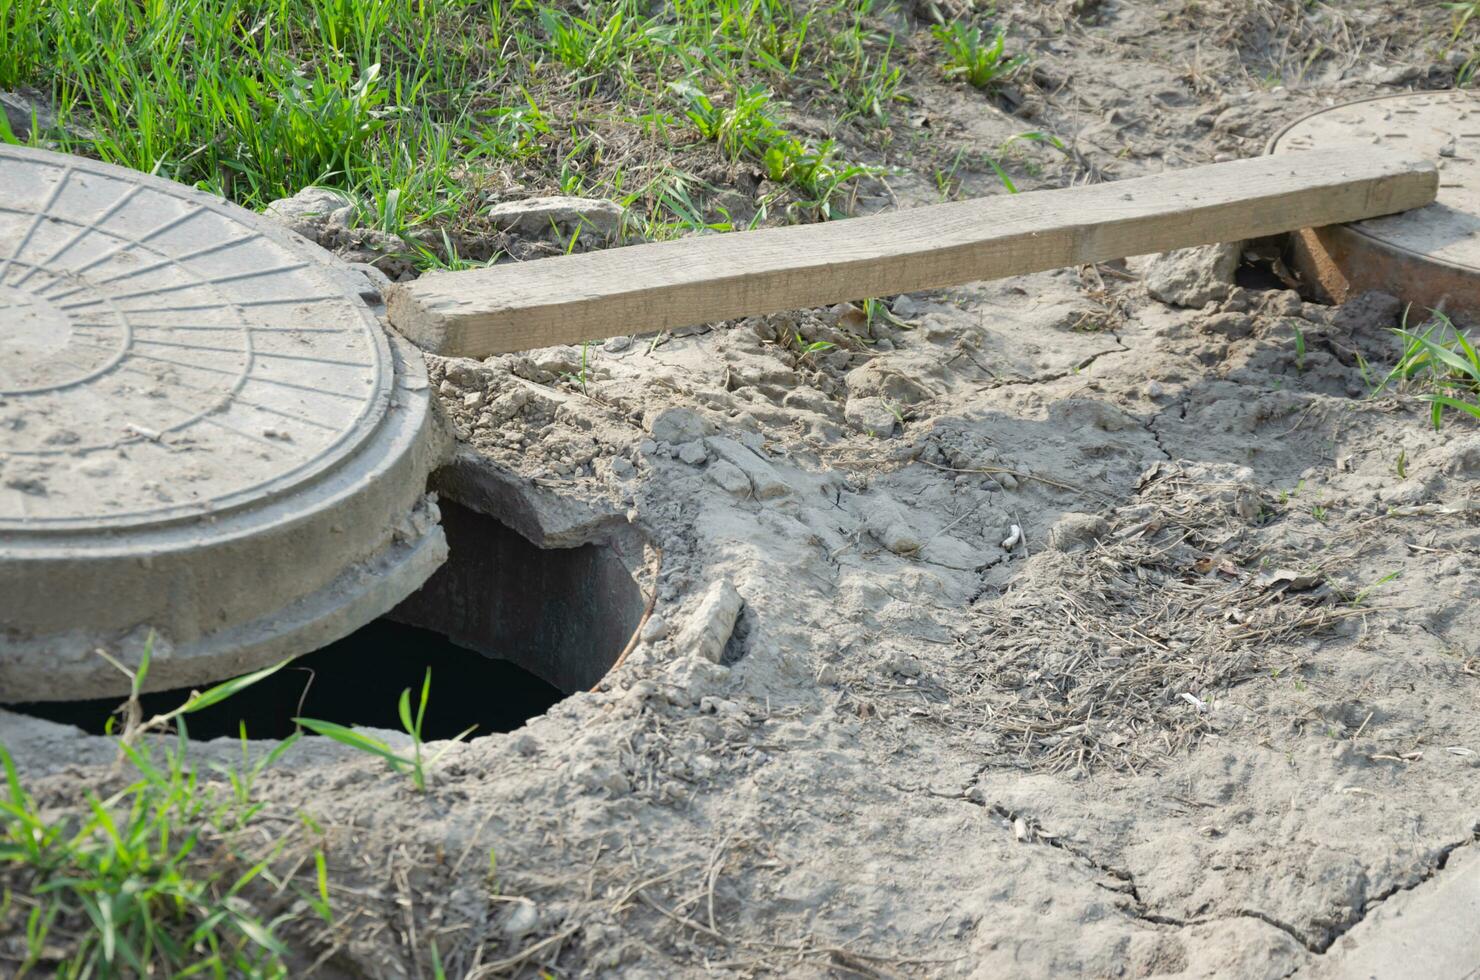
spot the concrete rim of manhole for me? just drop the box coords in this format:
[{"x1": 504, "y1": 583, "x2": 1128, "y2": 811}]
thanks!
[
  {"x1": 0, "y1": 146, "x2": 450, "y2": 701},
  {"x1": 1268, "y1": 90, "x2": 1480, "y2": 319}
]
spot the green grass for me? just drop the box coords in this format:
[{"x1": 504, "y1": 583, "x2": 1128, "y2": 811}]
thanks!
[
  {"x1": 1444, "y1": 1, "x2": 1480, "y2": 83},
  {"x1": 296, "y1": 668, "x2": 474, "y2": 792},
  {"x1": 1377, "y1": 311, "x2": 1480, "y2": 430},
  {"x1": 930, "y1": 21, "x2": 1026, "y2": 91},
  {"x1": 0, "y1": 0, "x2": 944, "y2": 266},
  {"x1": 0, "y1": 644, "x2": 314, "y2": 977},
  {"x1": 0, "y1": 638, "x2": 495, "y2": 973},
  {"x1": 1, "y1": 736, "x2": 305, "y2": 977}
]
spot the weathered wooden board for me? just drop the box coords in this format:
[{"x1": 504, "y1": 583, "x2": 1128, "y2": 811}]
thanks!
[{"x1": 387, "y1": 148, "x2": 1437, "y2": 357}]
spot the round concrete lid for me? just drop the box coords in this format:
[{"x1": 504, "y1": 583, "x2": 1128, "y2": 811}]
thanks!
[
  {"x1": 1270, "y1": 91, "x2": 1480, "y2": 317},
  {"x1": 0, "y1": 146, "x2": 448, "y2": 701}
]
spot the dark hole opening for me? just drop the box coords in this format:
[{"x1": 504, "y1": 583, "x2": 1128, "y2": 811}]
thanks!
[
  {"x1": 5, "y1": 500, "x2": 646, "y2": 740},
  {"x1": 7, "y1": 621, "x2": 563, "y2": 741}
]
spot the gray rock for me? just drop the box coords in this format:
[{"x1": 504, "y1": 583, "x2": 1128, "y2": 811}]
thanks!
[
  {"x1": 844, "y1": 395, "x2": 900, "y2": 435},
  {"x1": 891, "y1": 294, "x2": 922, "y2": 318},
  {"x1": 1046, "y1": 512, "x2": 1111, "y2": 553},
  {"x1": 1199, "y1": 312, "x2": 1254, "y2": 339},
  {"x1": 1333, "y1": 290, "x2": 1403, "y2": 334},
  {"x1": 0, "y1": 89, "x2": 57, "y2": 140},
  {"x1": 487, "y1": 196, "x2": 626, "y2": 240},
  {"x1": 263, "y1": 187, "x2": 354, "y2": 241},
  {"x1": 1143, "y1": 242, "x2": 1241, "y2": 308},
  {"x1": 878, "y1": 522, "x2": 921, "y2": 555},
  {"x1": 676, "y1": 579, "x2": 744, "y2": 664},
  {"x1": 705, "y1": 437, "x2": 789, "y2": 499},
  {"x1": 677, "y1": 441, "x2": 709, "y2": 466},
  {"x1": 708, "y1": 460, "x2": 752, "y2": 497},
  {"x1": 639, "y1": 613, "x2": 669, "y2": 642},
  {"x1": 646, "y1": 407, "x2": 710, "y2": 444}
]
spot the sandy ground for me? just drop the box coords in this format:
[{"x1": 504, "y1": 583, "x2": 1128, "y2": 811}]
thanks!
[{"x1": 5, "y1": 1, "x2": 1479, "y2": 977}]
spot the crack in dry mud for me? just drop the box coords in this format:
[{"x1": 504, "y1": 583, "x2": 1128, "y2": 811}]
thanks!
[
  {"x1": 1142, "y1": 399, "x2": 1182, "y2": 462},
  {"x1": 977, "y1": 797, "x2": 1479, "y2": 959},
  {"x1": 977, "y1": 335, "x2": 1130, "y2": 391}
]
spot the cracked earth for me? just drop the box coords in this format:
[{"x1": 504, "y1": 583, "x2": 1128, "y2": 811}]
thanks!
[{"x1": 5, "y1": 0, "x2": 1480, "y2": 976}]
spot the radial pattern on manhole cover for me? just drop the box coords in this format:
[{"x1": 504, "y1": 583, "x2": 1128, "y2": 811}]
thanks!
[
  {"x1": 1270, "y1": 91, "x2": 1480, "y2": 316},
  {"x1": 0, "y1": 146, "x2": 446, "y2": 701},
  {"x1": 0, "y1": 147, "x2": 393, "y2": 530}
]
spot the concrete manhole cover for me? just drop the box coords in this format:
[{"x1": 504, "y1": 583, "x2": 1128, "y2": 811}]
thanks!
[
  {"x1": 1270, "y1": 90, "x2": 1480, "y2": 320},
  {"x1": 0, "y1": 146, "x2": 448, "y2": 700}
]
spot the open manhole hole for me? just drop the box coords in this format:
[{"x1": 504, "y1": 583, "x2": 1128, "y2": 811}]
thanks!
[
  {"x1": 8, "y1": 500, "x2": 647, "y2": 738},
  {"x1": 1270, "y1": 90, "x2": 1480, "y2": 321},
  {"x1": 0, "y1": 145, "x2": 646, "y2": 737}
]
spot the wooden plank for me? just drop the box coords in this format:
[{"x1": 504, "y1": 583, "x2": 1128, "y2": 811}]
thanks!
[{"x1": 386, "y1": 149, "x2": 1437, "y2": 357}]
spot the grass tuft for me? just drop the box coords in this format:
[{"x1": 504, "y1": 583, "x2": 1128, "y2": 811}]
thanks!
[
  {"x1": 1, "y1": 640, "x2": 309, "y2": 977},
  {"x1": 296, "y1": 668, "x2": 474, "y2": 793},
  {"x1": 1377, "y1": 311, "x2": 1480, "y2": 430},
  {"x1": 930, "y1": 22, "x2": 1027, "y2": 91}
]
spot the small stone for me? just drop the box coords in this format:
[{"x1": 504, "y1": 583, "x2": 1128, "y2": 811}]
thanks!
[
  {"x1": 1199, "y1": 312, "x2": 1254, "y2": 339},
  {"x1": 603, "y1": 335, "x2": 633, "y2": 352},
  {"x1": 640, "y1": 614, "x2": 669, "y2": 643},
  {"x1": 891, "y1": 294, "x2": 922, "y2": 318},
  {"x1": 1142, "y1": 242, "x2": 1241, "y2": 308},
  {"x1": 677, "y1": 441, "x2": 709, "y2": 465},
  {"x1": 263, "y1": 186, "x2": 355, "y2": 241},
  {"x1": 676, "y1": 579, "x2": 744, "y2": 664},
  {"x1": 663, "y1": 657, "x2": 731, "y2": 706},
  {"x1": 879, "y1": 521, "x2": 921, "y2": 555},
  {"x1": 708, "y1": 460, "x2": 751, "y2": 496},
  {"x1": 462, "y1": 390, "x2": 484, "y2": 410},
  {"x1": 486, "y1": 196, "x2": 626, "y2": 239},
  {"x1": 609, "y1": 457, "x2": 636, "y2": 480},
  {"x1": 705, "y1": 437, "x2": 789, "y2": 499},
  {"x1": 645, "y1": 407, "x2": 709, "y2": 444},
  {"x1": 1046, "y1": 512, "x2": 1110, "y2": 553},
  {"x1": 844, "y1": 395, "x2": 900, "y2": 435}
]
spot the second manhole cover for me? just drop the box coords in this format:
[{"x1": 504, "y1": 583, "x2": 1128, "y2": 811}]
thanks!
[{"x1": 1270, "y1": 90, "x2": 1480, "y2": 321}]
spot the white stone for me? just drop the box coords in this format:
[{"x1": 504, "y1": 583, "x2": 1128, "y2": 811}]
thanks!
[
  {"x1": 676, "y1": 579, "x2": 745, "y2": 664},
  {"x1": 486, "y1": 196, "x2": 626, "y2": 239}
]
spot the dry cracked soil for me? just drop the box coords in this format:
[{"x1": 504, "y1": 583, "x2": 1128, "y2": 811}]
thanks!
[{"x1": 4, "y1": 1, "x2": 1479, "y2": 977}]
